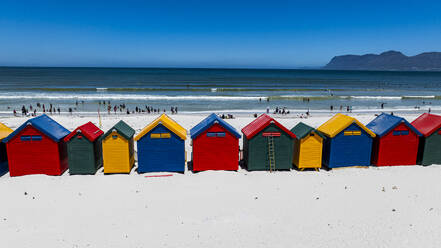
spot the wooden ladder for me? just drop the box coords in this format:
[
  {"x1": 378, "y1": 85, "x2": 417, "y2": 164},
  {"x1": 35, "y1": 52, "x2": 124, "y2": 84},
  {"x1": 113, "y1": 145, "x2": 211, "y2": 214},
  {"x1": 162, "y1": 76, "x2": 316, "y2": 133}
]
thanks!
[{"x1": 267, "y1": 136, "x2": 276, "y2": 172}]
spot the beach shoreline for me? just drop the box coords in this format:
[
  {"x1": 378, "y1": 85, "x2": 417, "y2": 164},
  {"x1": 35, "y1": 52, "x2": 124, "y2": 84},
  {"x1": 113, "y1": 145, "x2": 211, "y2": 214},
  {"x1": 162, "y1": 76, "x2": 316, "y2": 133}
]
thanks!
[{"x1": 1, "y1": 67, "x2": 441, "y2": 117}]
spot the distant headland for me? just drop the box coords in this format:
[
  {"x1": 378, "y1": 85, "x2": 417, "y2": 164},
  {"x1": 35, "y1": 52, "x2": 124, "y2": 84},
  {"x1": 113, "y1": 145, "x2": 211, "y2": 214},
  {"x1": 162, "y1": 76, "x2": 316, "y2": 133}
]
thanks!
[{"x1": 324, "y1": 51, "x2": 441, "y2": 71}]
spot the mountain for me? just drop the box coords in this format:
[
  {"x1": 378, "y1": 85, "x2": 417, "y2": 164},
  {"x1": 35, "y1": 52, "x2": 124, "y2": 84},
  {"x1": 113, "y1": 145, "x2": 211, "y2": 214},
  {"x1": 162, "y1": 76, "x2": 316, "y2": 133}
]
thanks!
[{"x1": 324, "y1": 51, "x2": 441, "y2": 71}]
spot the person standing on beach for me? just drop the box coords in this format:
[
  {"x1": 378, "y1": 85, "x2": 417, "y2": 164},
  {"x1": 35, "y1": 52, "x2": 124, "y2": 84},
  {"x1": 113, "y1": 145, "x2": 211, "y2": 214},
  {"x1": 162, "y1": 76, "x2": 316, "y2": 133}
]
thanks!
[{"x1": 21, "y1": 105, "x2": 26, "y2": 116}]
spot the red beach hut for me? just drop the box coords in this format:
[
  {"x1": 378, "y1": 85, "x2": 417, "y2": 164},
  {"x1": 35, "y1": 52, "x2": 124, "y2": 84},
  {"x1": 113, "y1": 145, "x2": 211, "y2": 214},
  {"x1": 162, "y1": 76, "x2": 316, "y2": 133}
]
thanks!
[
  {"x1": 3, "y1": 114, "x2": 70, "y2": 176},
  {"x1": 366, "y1": 113, "x2": 421, "y2": 166},
  {"x1": 190, "y1": 113, "x2": 241, "y2": 172}
]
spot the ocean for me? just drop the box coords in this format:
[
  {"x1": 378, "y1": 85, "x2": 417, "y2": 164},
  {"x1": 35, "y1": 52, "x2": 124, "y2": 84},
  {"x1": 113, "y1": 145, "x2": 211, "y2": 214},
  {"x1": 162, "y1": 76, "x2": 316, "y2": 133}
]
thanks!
[{"x1": 1, "y1": 67, "x2": 441, "y2": 115}]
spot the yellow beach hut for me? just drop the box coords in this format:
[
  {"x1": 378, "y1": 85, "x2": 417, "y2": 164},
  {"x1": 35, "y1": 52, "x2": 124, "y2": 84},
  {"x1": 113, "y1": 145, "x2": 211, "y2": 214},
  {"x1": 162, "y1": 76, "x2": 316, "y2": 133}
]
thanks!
[
  {"x1": 291, "y1": 122, "x2": 324, "y2": 170},
  {"x1": 101, "y1": 120, "x2": 135, "y2": 174},
  {"x1": 0, "y1": 122, "x2": 13, "y2": 175}
]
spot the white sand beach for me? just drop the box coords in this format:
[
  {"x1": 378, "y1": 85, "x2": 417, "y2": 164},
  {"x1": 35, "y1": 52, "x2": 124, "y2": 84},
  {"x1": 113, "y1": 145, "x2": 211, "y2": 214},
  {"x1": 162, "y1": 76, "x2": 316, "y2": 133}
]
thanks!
[{"x1": 1, "y1": 112, "x2": 441, "y2": 247}]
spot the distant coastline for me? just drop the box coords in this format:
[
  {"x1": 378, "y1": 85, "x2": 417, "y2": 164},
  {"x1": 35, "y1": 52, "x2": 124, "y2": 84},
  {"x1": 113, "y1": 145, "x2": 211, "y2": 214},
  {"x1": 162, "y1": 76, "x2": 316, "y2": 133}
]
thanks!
[
  {"x1": 3, "y1": 53, "x2": 441, "y2": 72},
  {"x1": 324, "y1": 51, "x2": 441, "y2": 71}
]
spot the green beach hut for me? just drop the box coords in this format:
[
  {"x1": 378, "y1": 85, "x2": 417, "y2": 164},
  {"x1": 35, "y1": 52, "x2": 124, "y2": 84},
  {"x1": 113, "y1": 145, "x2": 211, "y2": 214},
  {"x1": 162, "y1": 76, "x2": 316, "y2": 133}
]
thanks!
[
  {"x1": 64, "y1": 122, "x2": 104, "y2": 174},
  {"x1": 241, "y1": 114, "x2": 296, "y2": 171},
  {"x1": 411, "y1": 113, "x2": 441, "y2": 165}
]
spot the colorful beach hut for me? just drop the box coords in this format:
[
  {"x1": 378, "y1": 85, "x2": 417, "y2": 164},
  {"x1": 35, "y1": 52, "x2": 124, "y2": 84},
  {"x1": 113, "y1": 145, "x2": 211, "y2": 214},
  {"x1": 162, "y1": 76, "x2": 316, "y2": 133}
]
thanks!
[
  {"x1": 317, "y1": 113, "x2": 375, "y2": 168},
  {"x1": 0, "y1": 123, "x2": 13, "y2": 176},
  {"x1": 242, "y1": 114, "x2": 296, "y2": 171},
  {"x1": 102, "y1": 120, "x2": 135, "y2": 174},
  {"x1": 291, "y1": 122, "x2": 324, "y2": 170},
  {"x1": 135, "y1": 114, "x2": 187, "y2": 173},
  {"x1": 411, "y1": 113, "x2": 441, "y2": 165},
  {"x1": 367, "y1": 113, "x2": 421, "y2": 166},
  {"x1": 190, "y1": 113, "x2": 241, "y2": 172},
  {"x1": 64, "y1": 122, "x2": 104, "y2": 174},
  {"x1": 3, "y1": 114, "x2": 70, "y2": 176}
]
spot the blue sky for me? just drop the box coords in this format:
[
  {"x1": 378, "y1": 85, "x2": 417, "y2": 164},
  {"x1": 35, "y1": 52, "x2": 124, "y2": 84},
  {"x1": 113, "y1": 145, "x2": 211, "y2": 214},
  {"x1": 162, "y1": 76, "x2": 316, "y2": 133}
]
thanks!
[{"x1": 0, "y1": 0, "x2": 440, "y2": 68}]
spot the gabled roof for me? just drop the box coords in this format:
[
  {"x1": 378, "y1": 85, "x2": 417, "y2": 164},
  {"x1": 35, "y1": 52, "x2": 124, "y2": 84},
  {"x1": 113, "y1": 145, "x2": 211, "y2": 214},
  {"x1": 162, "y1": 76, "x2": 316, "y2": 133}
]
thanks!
[
  {"x1": 135, "y1": 114, "x2": 186, "y2": 141},
  {"x1": 190, "y1": 113, "x2": 241, "y2": 139},
  {"x1": 0, "y1": 122, "x2": 13, "y2": 141},
  {"x1": 241, "y1": 114, "x2": 296, "y2": 139},
  {"x1": 290, "y1": 122, "x2": 325, "y2": 140},
  {"x1": 411, "y1": 113, "x2": 441, "y2": 137},
  {"x1": 366, "y1": 113, "x2": 421, "y2": 138},
  {"x1": 3, "y1": 114, "x2": 70, "y2": 143},
  {"x1": 103, "y1": 120, "x2": 135, "y2": 140},
  {"x1": 317, "y1": 113, "x2": 376, "y2": 138},
  {"x1": 64, "y1": 122, "x2": 104, "y2": 142}
]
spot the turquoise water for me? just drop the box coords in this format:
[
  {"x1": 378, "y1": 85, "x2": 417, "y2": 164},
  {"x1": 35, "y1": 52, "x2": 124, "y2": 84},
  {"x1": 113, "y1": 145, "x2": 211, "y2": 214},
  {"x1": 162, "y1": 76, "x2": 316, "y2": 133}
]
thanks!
[{"x1": 1, "y1": 67, "x2": 441, "y2": 115}]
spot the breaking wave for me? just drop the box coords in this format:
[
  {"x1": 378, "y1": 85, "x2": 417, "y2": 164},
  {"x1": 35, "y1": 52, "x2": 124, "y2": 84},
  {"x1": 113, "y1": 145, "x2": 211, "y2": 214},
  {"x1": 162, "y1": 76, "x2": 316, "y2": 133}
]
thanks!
[{"x1": 0, "y1": 93, "x2": 266, "y2": 101}]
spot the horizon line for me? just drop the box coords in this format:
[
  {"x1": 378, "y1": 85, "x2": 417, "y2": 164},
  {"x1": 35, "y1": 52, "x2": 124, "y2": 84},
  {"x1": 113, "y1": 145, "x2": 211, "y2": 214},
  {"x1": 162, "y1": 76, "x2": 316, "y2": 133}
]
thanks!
[
  {"x1": 1, "y1": 65, "x2": 440, "y2": 73},
  {"x1": 0, "y1": 65, "x2": 324, "y2": 70}
]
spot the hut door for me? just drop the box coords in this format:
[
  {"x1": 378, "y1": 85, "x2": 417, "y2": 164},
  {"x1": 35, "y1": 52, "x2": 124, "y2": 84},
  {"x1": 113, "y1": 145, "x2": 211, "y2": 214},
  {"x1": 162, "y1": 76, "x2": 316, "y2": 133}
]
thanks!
[{"x1": 70, "y1": 140, "x2": 92, "y2": 167}]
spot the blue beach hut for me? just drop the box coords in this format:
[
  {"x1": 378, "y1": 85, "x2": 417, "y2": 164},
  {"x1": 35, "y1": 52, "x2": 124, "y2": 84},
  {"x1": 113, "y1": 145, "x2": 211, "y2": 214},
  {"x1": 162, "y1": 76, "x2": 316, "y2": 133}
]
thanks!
[
  {"x1": 0, "y1": 122, "x2": 13, "y2": 176},
  {"x1": 317, "y1": 113, "x2": 376, "y2": 168},
  {"x1": 135, "y1": 114, "x2": 187, "y2": 173}
]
